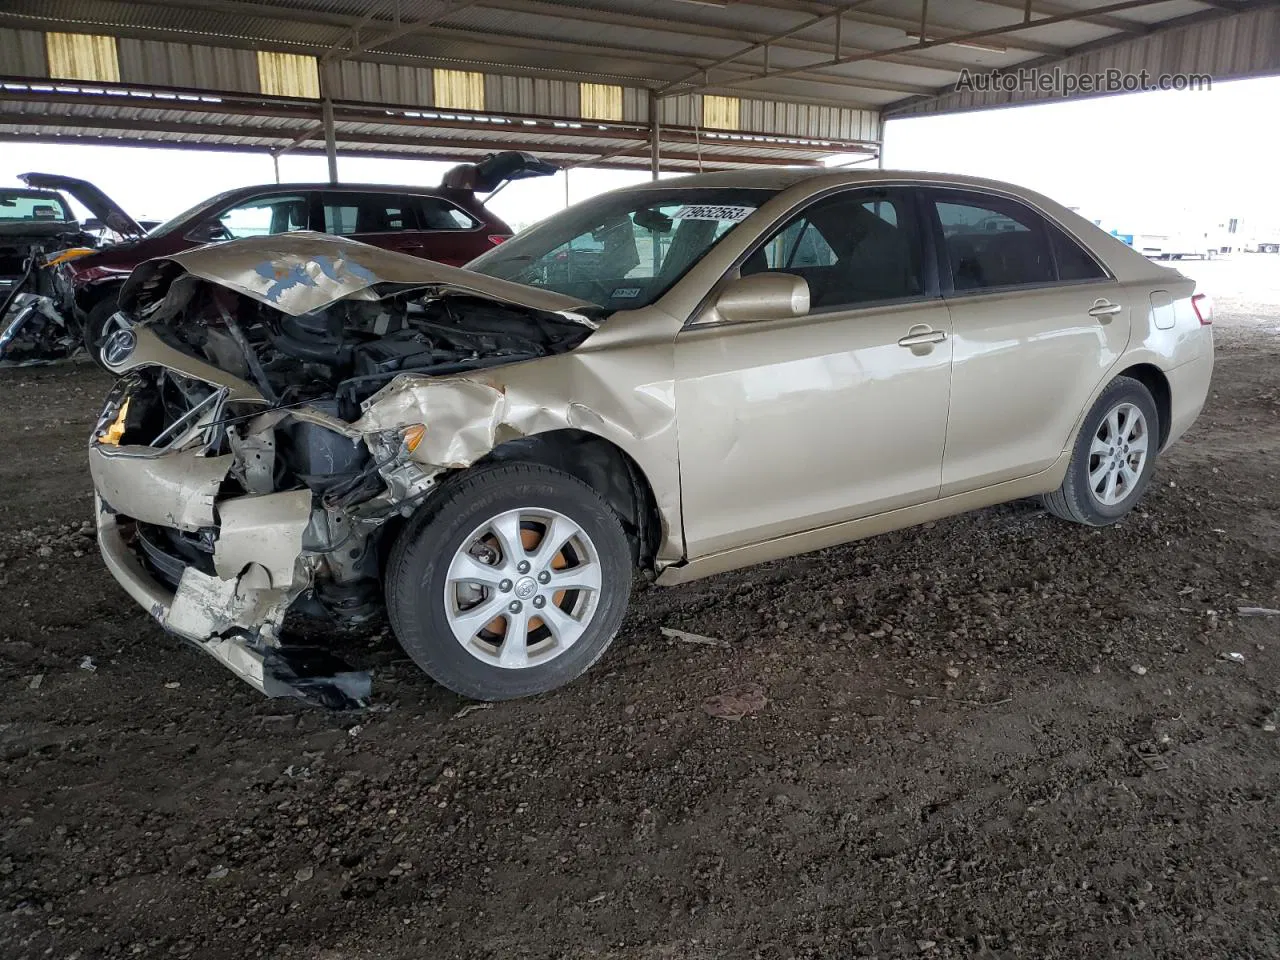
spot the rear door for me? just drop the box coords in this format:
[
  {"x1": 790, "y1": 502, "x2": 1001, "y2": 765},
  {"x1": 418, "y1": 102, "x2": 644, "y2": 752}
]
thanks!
[
  {"x1": 925, "y1": 188, "x2": 1132, "y2": 495},
  {"x1": 413, "y1": 195, "x2": 493, "y2": 265},
  {"x1": 319, "y1": 190, "x2": 422, "y2": 255}
]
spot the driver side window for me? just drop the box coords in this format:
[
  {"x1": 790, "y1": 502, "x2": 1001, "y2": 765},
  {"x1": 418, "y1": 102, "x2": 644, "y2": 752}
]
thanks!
[
  {"x1": 743, "y1": 190, "x2": 925, "y2": 311},
  {"x1": 216, "y1": 194, "x2": 310, "y2": 240}
]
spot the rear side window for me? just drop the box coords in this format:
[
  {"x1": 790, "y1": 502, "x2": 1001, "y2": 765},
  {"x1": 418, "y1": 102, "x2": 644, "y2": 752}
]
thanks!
[
  {"x1": 1049, "y1": 225, "x2": 1108, "y2": 281},
  {"x1": 321, "y1": 193, "x2": 419, "y2": 235},
  {"x1": 419, "y1": 197, "x2": 479, "y2": 230},
  {"x1": 932, "y1": 193, "x2": 1054, "y2": 291},
  {"x1": 743, "y1": 190, "x2": 925, "y2": 311}
]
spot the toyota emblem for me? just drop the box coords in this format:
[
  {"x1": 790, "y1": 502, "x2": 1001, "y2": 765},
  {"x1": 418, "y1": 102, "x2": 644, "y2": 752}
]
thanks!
[{"x1": 101, "y1": 327, "x2": 136, "y2": 367}]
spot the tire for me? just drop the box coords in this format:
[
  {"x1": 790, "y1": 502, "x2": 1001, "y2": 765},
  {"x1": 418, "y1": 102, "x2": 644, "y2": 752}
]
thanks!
[
  {"x1": 81, "y1": 295, "x2": 122, "y2": 370},
  {"x1": 385, "y1": 462, "x2": 633, "y2": 700},
  {"x1": 1042, "y1": 376, "x2": 1160, "y2": 527}
]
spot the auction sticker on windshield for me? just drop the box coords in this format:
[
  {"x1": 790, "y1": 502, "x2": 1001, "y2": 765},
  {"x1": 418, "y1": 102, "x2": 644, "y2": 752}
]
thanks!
[{"x1": 672, "y1": 204, "x2": 755, "y2": 222}]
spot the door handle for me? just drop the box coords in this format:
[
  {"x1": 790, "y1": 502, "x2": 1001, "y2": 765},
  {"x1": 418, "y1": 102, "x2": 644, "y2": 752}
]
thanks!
[
  {"x1": 897, "y1": 328, "x2": 947, "y2": 348},
  {"x1": 1088, "y1": 299, "x2": 1123, "y2": 319}
]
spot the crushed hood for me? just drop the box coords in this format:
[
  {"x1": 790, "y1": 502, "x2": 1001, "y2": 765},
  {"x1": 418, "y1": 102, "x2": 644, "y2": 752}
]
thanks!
[
  {"x1": 18, "y1": 172, "x2": 145, "y2": 240},
  {"x1": 119, "y1": 231, "x2": 596, "y2": 320}
]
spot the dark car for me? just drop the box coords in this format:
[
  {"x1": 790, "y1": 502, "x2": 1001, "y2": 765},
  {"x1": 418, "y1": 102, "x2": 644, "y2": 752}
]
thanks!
[
  {"x1": 0, "y1": 185, "x2": 102, "y2": 363},
  {"x1": 4, "y1": 152, "x2": 556, "y2": 364}
]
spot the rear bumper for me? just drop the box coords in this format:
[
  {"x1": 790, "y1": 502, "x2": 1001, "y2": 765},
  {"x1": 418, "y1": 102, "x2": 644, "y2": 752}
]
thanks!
[{"x1": 1164, "y1": 337, "x2": 1214, "y2": 449}]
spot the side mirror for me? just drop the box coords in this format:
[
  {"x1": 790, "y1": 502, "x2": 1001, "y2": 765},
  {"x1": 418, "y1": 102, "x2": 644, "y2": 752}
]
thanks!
[
  {"x1": 714, "y1": 272, "x2": 809, "y2": 324},
  {"x1": 184, "y1": 220, "x2": 225, "y2": 244}
]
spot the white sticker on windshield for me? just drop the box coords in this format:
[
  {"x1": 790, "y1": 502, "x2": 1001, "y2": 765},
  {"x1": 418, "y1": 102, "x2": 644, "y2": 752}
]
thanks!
[{"x1": 672, "y1": 204, "x2": 755, "y2": 222}]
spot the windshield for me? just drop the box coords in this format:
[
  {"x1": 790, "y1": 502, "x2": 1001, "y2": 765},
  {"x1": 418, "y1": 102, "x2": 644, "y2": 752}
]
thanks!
[
  {"x1": 146, "y1": 187, "x2": 244, "y2": 239},
  {"x1": 0, "y1": 191, "x2": 72, "y2": 223},
  {"x1": 467, "y1": 187, "x2": 775, "y2": 310}
]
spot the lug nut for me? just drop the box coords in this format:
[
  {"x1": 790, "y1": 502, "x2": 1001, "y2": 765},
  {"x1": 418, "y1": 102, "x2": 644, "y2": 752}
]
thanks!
[
  {"x1": 533, "y1": 596, "x2": 546, "y2": 609},
  {"x1": 508, "y1": 600, "x2": 522, "y2": 613},
  {"x1": 517, "y1": 560, "x2": 531, "y2": 574},
  {"x1": 537, "y1": 571, "x2": 551, "y2": 584},
  {"x1": 499, "y1": 579, "x2": 513, "y2": 592}
]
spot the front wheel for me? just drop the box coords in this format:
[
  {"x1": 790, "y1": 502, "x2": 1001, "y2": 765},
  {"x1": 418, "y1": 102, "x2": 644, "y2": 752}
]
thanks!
[
  {"x1": 81, "y1": 295, "x2": 123, "y2": 370},
  {"x1": 1042, "y1": 376, "x2": 1160, "y2": 526},
  {"x1": 385, "y1": 462, "x2": 633, "y2": 700}
]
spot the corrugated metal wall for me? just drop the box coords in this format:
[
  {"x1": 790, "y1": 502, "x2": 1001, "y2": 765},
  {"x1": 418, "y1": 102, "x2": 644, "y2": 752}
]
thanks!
[
  {"x1": 117, "y1": 39, "x2": 258, "y2": 93},
  {"x1": 483, "y1": 74, "x2": 577, "y2": 118},
  {"x1": 434, "y1": 69, "x2": 485, "y2": 110},
  {"x1": 0, "y1": 28, "x2": 48, "y2": 77},
  {"x1": 332, "y1": 61, "x2": 435, "y2": 106},
  {"x1": 740, "y1": 98, "x2": 881, "y2": 141},
  {"x1": 256, "y1": 51, "x2": 320, "y2": 99},
  {"x1": 888, "y1": 6, "x2": 1280, "y2": 117},
  {"x1": 580, "y1": 83, "x2": 623, "y2": 122},
  {"x1": 45, "y1": 32, "x2": 119, "y2": 83},
  {"x1": 660, "y1": 93, "x2": 880, "y2": 141}
]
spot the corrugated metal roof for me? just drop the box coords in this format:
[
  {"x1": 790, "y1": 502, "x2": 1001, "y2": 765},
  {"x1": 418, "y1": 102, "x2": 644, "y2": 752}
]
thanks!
[
  {"x1": 5, "y1": 0, "x2": 1273, "y2": 109},
  {"x1": 888, "y1": 3, "x2": 1280, "y2": 116},
  {"x1": 1, "y1": 0, "x2": 1277, "y2": 162}
]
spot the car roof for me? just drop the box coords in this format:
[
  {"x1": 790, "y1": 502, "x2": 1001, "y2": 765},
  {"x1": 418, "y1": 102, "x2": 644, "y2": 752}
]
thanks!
[
  {"x1": 224, "y1": 183, "x2": 460, "y2": 194},
  {"x1": 622, "y1": 168, "x2": 1048, "y2": 197}
]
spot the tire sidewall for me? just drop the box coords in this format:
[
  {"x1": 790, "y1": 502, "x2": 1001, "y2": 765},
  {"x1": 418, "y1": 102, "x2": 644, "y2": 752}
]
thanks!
[
  {"x1": 1068, "y1": 379, "x2": 1160, "y2": 523},
  {"x1": 387, "y1": 466, "x2": 632, "y2": 700},
  {"x1": 82, "y1": 295, "x2": 121, "y2": 369}
]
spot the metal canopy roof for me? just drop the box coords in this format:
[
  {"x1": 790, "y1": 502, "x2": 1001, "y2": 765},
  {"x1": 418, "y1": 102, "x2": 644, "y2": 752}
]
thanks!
[{"x1": 1, "y1": 0, "x2": 1278, "y2": 169}]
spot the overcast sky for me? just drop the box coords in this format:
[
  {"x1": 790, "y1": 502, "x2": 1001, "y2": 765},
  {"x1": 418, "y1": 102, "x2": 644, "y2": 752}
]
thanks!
[{"x1": 3, "y1": 75, "x2": 1277, "y2": 235}]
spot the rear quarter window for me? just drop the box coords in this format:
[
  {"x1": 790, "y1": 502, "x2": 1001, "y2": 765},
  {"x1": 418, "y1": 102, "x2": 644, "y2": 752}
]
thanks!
[
  {"x1": 418, "y1": 197, "x2": 480, "y2": 230},
  {"x1": 1049, "y1": 225, "x2": 1109, "y2": 282}
]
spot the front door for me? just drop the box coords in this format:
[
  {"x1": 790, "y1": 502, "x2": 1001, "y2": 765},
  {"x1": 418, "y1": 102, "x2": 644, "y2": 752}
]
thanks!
[
  {"x1": 924, "y1": 188, "x2": 1134, "y2": 495},
  {"x1": 674, "y1": 187, "x2": 954, "y2": 559}
]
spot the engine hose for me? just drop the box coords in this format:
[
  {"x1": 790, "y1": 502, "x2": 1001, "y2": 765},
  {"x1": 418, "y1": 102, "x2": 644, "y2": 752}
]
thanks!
[{"x1": 216, "y1": 304, "x2": 279, "y2": 404}]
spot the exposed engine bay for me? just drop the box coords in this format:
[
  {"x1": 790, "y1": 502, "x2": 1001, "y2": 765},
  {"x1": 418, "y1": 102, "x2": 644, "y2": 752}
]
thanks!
[
  {"x1": 90, "y1": 235, "x2": 603, "y2": 707},
  {"x1": 0, "y1": 226, "x2": 97, "y2": 365},
  {"x1": 142, "y1": 272, "x2": 593, "y2": 410}
]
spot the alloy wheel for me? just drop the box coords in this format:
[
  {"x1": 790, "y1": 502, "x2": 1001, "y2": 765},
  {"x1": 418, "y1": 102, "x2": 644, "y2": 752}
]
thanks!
[
  {"x1": 1088, "y1": 401, "x2": 1149, "y2": 506},
  {"x1": 443, "y1": 507, "x2": 602, "y2": 669}
]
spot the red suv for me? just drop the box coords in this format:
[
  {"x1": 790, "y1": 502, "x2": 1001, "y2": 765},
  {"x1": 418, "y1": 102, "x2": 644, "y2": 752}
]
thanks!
[{"x1": 24, "y1": 152, "x2": 555, "y2": 357}]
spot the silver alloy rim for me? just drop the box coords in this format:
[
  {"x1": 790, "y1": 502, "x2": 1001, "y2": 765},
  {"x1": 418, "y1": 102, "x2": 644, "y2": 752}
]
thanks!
[
  {"x1": 1088, "y1": 401, "x2": 1149, "y2": 506},
  {"x1": 443, "y1": 508, "x2": 602, "y2": 669}
]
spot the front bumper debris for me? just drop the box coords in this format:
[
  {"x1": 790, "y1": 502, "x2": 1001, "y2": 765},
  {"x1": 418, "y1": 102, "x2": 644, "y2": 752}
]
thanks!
[{"x1": 96, "y1": 497, "x2": 370, "y2": 708}]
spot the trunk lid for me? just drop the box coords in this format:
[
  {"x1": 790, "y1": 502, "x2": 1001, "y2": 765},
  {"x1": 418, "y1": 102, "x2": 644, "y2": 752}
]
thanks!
[
  {"x1": 18, "y1": 173, "x2": 146, "y2": 241},
  {"x1": 440, "y1": 151, "x2": 558, "y2": 194}
]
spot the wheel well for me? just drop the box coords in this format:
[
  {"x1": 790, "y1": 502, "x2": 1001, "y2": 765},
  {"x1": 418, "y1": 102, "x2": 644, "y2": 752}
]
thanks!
[
  {"x1": 478, "y1": 429, "x2": 664, "y2": 571},
  {"x1": 1117, "y1": 363, "x2": 1171, "y2": 449},
  {"x1": 76, "y1": 280, "x2": 123, "y2": 315}
]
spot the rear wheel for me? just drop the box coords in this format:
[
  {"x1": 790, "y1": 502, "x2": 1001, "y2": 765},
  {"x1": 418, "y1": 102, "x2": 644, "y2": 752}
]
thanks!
[
  {"x1": 1042, "y1": 376, "x2": 1160, "y2": 526},
  {"x1": 81, "y1": 295, "x2": 123, "y2": 369},
  {"x1": 385, "y1": 462, "x2": 632, "y2": 700}
]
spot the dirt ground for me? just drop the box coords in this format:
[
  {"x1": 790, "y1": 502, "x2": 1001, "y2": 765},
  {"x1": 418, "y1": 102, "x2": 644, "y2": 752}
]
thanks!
[{"x1": 3, "y1": 256, "x2": 1279, "y2": 960}]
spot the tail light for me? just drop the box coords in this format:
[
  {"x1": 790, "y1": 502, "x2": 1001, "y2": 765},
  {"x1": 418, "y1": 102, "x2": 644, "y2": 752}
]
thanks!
[
  {"x1": 1191, "y1": 292, "x2": 1213, "y2": 325},
  {"x1": 487, "y1": 234, "x2": 509, "y2": 246}
]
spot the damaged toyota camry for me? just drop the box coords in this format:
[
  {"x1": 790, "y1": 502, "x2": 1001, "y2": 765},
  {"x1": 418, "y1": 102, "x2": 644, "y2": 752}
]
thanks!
[{"x1": 89, "y1": 169, "x2": 1214, "y2": 706}]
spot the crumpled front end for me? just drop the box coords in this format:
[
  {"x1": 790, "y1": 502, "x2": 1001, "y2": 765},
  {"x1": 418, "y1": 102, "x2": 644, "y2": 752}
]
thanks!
[
  {"x1": 89, "y1": 235, "x2": 612, "y2": 706},
  {"x1": 89, "y1": 370, "x2": 380, "y2": 707}
]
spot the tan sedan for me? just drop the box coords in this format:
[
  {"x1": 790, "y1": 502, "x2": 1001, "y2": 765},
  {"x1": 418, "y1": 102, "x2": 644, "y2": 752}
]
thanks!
[{"x1": 89, "y1": 169, "x2": 1214, "y2": 704}]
